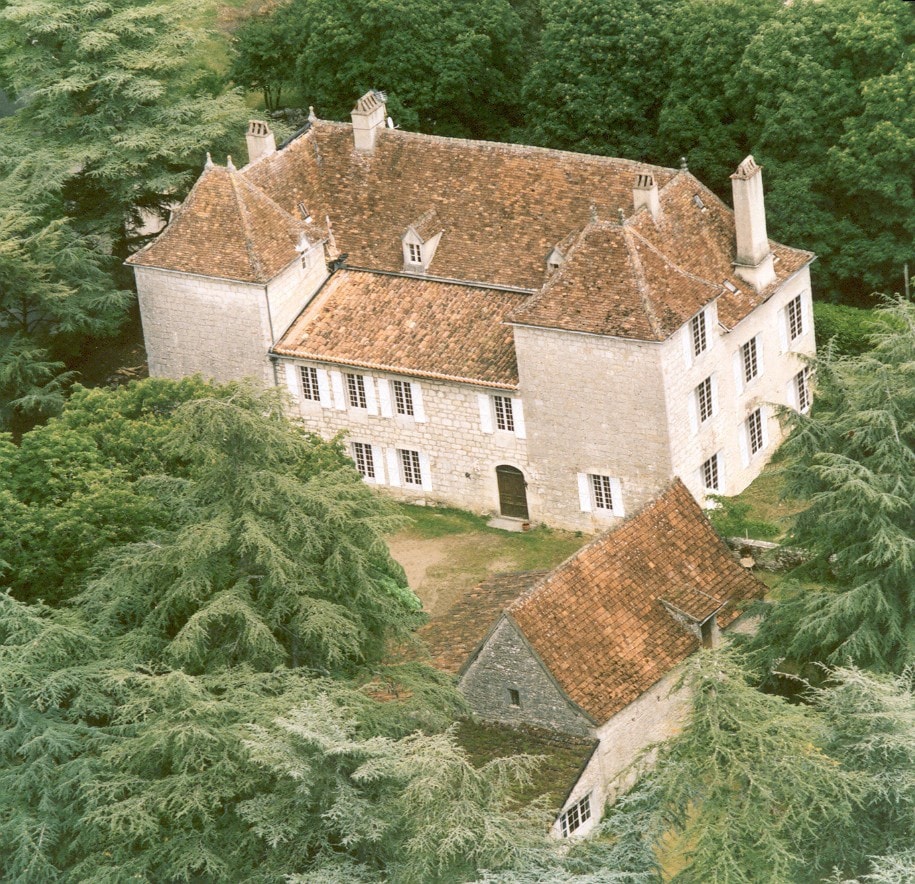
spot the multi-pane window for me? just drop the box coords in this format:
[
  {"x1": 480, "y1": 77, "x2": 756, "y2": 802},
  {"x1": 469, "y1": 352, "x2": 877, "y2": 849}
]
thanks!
[
  {"x1": 299, "y1": 365, "x2": 320, "y2": 401},
  {"x1": 690, "y1": 311, "x2": 708, "y2": 357},
  {"x1": 559, "y1": 793, "x2": 592, "y2": 838},
  {"x1": 795, "y1": 367, "x2": 811, "y2": 413},
  {"x1": 746, "y1": 408, "x2": 764, "y2": 455},
  {"x1": 590, "y1": 474, "x2": 615, "y2": 512},
  {"x1": 407, "y1": 242, "x2": 422, "y2": 264},
  {"x1": 346, "y1": 373, "x2": 367, "y2": 409},
  {"x1": 493, "y1": 395, "x2": 515, "y2": 432},
  {"x1": 741, "y1": 337, "x2": 759, "y2": 384},
  {"x1": 696, "y1": 376, "x2": 714, "y2": 423},
  {"x1": 787, "y1": 295, "x2": 804, "y2": 341},
  {"x1": 702, "y1": 453, "x2": 721, "y2": 492},
  {"x1": 400, "y1": 449, "x2": 423, "y2": 486},
  {"x1": 393, "y1": 380, "x2": 414, "y2": 416},
  {"x1": 351, "y1": 442, "x2": 375, "y2": 480}
]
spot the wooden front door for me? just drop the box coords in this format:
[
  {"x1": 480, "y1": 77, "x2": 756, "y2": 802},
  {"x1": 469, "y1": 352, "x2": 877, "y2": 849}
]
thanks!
[{"x1": 496, "y1": 465, "x2": 529, "y2": 519}]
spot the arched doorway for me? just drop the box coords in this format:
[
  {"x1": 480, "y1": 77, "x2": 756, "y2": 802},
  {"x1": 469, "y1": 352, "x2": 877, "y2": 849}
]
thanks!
[{"x1": 496, "y1": 465, "x2": 529, "y2": 519}]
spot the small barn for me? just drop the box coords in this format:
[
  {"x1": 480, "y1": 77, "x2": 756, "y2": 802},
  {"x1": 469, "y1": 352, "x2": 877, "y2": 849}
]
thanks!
[{"x1": 430, "y1": 479, "x2": 764, "y2": 838}]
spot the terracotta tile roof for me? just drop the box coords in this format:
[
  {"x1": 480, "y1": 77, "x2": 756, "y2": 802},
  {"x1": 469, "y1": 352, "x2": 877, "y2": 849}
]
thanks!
[
  {"x1": 420, "y1": 571, "x2": 548, "y2": 673},
  {"x1": 511, "y1": 174, "x2": 813, "y2": 339},
  {"x1": 127, "y1": 163, "x2": 310, "y2": 283},
  {"x1": 134, "y1": 119, "x2": 813, "y2": 342},
  {"x1": 273, "y1": 269, "x2": 526, "y2": 387},
  {"x1": 507, "y1": 479, "x2": 765, "y2": 723}
]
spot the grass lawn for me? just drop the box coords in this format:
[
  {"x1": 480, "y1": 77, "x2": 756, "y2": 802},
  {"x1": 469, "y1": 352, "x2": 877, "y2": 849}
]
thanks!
[{"x1": 387, "y1": 503, "x2": 588, "y2": 617}]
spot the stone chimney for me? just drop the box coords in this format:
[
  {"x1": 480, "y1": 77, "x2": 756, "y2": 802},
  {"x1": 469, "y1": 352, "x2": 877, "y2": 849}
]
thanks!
[
  {"x1": 351, "y1": 90, "x2": 387, "y2": 152},
  {"x1": 633, "y1": 172, "x2": 660, "y2": 221},
  {"x1": 246, "y1": 120, "x2": 276, "y2": 164},
  {"x1": 730, "y1": 155, "x2": 775, "y2": 291}
]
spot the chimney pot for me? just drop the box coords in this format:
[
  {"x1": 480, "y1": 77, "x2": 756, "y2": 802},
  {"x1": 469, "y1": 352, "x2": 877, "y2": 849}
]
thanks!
[
  {"x1": 351, "y1": 90, "x2": 387, "y2": 152},
  {"x1": 245, "y1": 120, "x2": 276, "y2": 164},
  {"x1": 633, "y1": 172, "x2": 660, "y2": 221},
  {"x1": 730, "y1": 155, "x2": 775, "y2": 291}
]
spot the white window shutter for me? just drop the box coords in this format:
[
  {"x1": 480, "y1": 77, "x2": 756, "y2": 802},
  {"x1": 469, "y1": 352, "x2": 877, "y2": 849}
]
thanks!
[
  {"x1": 609, "y1": 477, "x2": 625, "y2": 517},
  {"x1": 371, "y1": 444, "x2": 386, "y2": 485},
  {"x1": 330, "y1": 370, "x2": 346, "y2": 410},
  {"x1": 512, "y1": 398, "x2": 526, "y2": 439},
  {"x1": 786, "y1": 377, "x2": 798, "y2": 411},
  {"x1": 316, "y1": 368, "x2": 332, "y2": 408},
  {"x1": 411, "y1": 382, "x2": 427, "y2": 423},
  {"x1": 717, "y1": 453, "x2": 726, "y2": 493},
  {"x1": 386, "y1": 448, "x2": 401, "y2": 487},
  {"x1": 688, "y1": 389, "x2": 699, "y2": 435},
  {"x1": 738, "y1": 421, "x2": 750, "y2": 467},
  {"x1": 577, "y1": 473, "x2": 592, "y2": 513},
  {"x1": 778, "y1": 308, "x2": 789, "y2": 353},
  {"x1": 760, "y1": 405, "x2": 770, "y2": 449},
  {"x1": 682, "y1": 325, "x2": 693, "y2": 367},
  {"x1": 376, "y1": 377, "x2": 392, "y2": 417},
  {"x1": 284, "y1": 362, "x2": 301, "y2": 400},
  {"x1": 478, "y1": 394, "x2": 494, "y2": 434},
  {"x1": 755, "y1": 335, "x2": 765, "y2": 376},
  {"x1": 364, "y1": 376, "x2": 378, "y2": 416},
  {"x1": 803, "y1": 292, "x2": 812, "y2": 337},
  {"x1": 732, "y1": 350, "x2": 744, "y2": 394},
  {"x1": 419, "y1": 452, "x2": 432, "y2": 491},
  {"x1": 710, "y1": 373, "x2": 719, "y2": 416}
]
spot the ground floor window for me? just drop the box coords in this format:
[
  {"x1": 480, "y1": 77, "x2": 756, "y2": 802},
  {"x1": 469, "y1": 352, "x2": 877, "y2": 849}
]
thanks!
[
  {"x1": 746, "y1": 408, "x2": 764, "y2": 456},
  {"x1": 702, "y1": 453, "x2": 721, "y2": 493},
  {"x1": 795, "y1": 367, "x2": 811, "y2": 413},
  {"x1": 559, "y1": 793, "x2": 592, "y2": 837},
  {"x1": 400, "y1": 449, "x2": 423, "y2": 487},
  {"x1": 351, "y1": 442, "x2": 375, "y2": 480}
]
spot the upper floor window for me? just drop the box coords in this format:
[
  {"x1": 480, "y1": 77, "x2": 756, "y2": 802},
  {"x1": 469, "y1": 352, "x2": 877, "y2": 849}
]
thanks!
[
  {"x1": 591, "y1": 474, "x2": 616, "y2": 511},
  {"x1": 702, "y1": 452, "x2": 722, "y2": 493},
  {"x1": 392, "y1": 379, "x2": 414, "y2": 416},
  {"x1": 559, "y1": 793, "x2": 592, "y2": 838},
  {"x1": 300, "y1": 365, "x2": 320, "y2": 401},
  {"x1": 346, "y1": 373, "x2": 367, "y2": 409},
  {"x1": 508, "y1": 688, "x2": 521, "y2": 708},
  {"x1": 787, "y1": 295, "x2": 804, "y2": 341},
  {"x1": 695, "y1": 376, "x2": 715, "y2": 424},
  {"x1": 741, "y1": 336, "x2": 760, "y2": 384},
  {"x1": 493, "y1": 395, "x2": 515, "y2": 432},
  {"x1": 690, "y1": 310, "x2": 708, "y2": 357},
  {"x1": 351, "y1": 441, "x2": 375, "y2": 480},
  {"x1": 578, "y1": 473, "x2": 624, "y2": 516}
]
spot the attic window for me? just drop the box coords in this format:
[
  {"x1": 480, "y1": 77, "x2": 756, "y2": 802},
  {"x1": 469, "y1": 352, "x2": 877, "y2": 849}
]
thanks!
[
  {"x1": 723, "y1": 280, "x2": 738, "y2": 293},
  {"x1": 407, "y1": 242, "x2": 422, "y2": 264},
  {"x1": 297, "y1": 202, "x2": 312, "y2": 223},
  {"x1": 559, "y1": 793, "x2": 592, "y2": 838},
  {"x1": 692, "y1": 194, "x2": 706, "y2": 211},
  {"x1": 548, "y1": 258, "x2": 561, "y2": 272}
]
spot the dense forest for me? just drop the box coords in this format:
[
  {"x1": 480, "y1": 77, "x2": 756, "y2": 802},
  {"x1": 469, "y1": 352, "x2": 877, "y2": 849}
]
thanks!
[{"x1": 0, "y1": 0, "x2": 914, "y2": 880}]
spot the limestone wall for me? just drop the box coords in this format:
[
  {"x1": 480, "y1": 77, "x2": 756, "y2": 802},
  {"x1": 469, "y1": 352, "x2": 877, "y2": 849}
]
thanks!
[
  {"x1": 551, "y1": 667, "x2": 690, "y2": 839},
  {"x1": 282, "y1": 359, "x2": 534, "y2": 516},
  {"x1": 661, "y1": 267, "x2": 816, "y2": 503},
  {"x1": 512, "y1": 325, "x2": 673, "y2": 532},
  {"x1": 459, "y1": 616, "x2": 593, "y2": 738},
  {"x1": 135, "y1": 265, "x2": 274, "y2": 384},
  {"x1": 266, "y1": 245, "x2": 328, "y2": 341}
]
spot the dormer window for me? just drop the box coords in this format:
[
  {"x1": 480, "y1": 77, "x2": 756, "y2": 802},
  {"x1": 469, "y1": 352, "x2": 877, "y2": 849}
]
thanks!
[
  {"x1": 546, "y1": 246, "x2": 565, "y2": 273},
  {"x1": 402, "y1": 209, "x2": 442, "y2": 272}
]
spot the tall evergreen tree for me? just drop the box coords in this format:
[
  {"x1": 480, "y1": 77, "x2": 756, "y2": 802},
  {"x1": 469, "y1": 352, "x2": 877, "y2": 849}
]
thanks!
[{"x1": 748, "y1": 298, "x2": 915, "y2": 673}]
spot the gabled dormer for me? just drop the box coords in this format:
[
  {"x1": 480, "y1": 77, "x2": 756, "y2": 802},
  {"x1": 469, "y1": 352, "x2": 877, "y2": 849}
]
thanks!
[
  {"x1": 546, "y1": 246, "x2": 565, "y2": 273},
  {"x1": 402, "y1": 209, "x2": 443, "y2": 273}
]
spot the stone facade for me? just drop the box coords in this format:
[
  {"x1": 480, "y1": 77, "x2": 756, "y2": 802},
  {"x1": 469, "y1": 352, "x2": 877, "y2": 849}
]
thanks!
[
  {"x1": 285, "y1": 360, "x2": 533, "y2": 514},
  {"x1": 459, "y1": 615, "x2": 593, "y2": 738}
]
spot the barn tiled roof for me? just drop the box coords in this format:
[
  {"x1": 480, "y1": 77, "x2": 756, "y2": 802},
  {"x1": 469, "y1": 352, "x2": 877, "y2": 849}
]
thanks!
[
  {"x1": 507, "y1": 479, "x2": 764, "y2": 723},
  {"x1": 273, "y1": 270, "x2": 525, "y2": 388},
  {"x1": 127, "y1": 163, "x2": 311, "y2": 283},
  {"x1": 420, "y1": 571, "x2": 549, "y2": 674},
  {"x1": 132, "y1": 116, "x2": 813, "y2": 342}
]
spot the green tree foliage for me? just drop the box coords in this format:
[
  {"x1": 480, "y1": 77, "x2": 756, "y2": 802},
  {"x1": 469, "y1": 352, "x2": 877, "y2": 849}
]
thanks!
[
  {"x1": 238, "y1": 0, "x2": 525, "y2": 140},
  {"x1": 734, "y1": 0, "x2": 914, "y2": 300},
  {"x1": 522, "y1": 0, "x2": 674, "y2": 160},
  {"x1": 0, "y1": 0, "x2": 249, "y2": 245},
  {"x1": 813, "y1": 301, "x2": 887, "y2": 356},
  {"x1": 230, "y1": 6, "x2": 301, "y2": 112},
  {"x1": 748, "y1": 298, "x2": 915, "y2": 673}
]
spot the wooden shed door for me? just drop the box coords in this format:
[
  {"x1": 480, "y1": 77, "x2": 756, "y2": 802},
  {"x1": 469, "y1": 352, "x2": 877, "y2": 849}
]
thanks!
[{"x1": 496, "y1": 465, "x2": 529, "y2": 519}]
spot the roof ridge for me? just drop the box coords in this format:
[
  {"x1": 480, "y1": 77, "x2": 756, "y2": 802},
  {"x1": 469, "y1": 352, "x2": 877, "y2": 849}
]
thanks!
[
  {"x1": 627, "y1": 226, "x2": 724, "y2": 294},
  {"x1": 623, "y1": 227, "x2": 665, "y2": 339},
  {"x1": 234, "y1": 172, "x2": 307, "y2": 231},
  {"x1": 228, "y1": 171, "x2": 267, "y2": 282}
]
